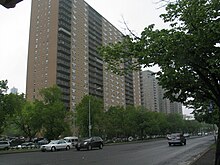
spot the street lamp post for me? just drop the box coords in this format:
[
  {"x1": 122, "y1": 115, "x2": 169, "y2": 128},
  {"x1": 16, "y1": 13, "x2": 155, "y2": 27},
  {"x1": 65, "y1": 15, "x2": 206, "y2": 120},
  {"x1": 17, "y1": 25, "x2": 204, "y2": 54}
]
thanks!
[
  {"x1": 88, "y1": 97, "x2": 91, "y2": 137},
  {"x1": 88, "y1": 87, "x2": 102, "y2": 138}
]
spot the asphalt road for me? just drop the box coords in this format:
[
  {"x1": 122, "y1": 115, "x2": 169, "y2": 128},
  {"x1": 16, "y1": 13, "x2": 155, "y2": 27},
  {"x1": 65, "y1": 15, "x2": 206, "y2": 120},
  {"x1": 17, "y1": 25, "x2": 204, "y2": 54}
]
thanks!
[{"x1": 0, "y1": 136, "x2": 214, "y2": 165}]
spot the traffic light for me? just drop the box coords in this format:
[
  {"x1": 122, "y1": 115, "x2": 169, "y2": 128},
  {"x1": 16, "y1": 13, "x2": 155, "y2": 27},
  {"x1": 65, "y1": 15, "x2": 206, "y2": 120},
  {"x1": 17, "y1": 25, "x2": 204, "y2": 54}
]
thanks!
[{"x1": 0, "y1": 0, "x2": 23, "y2": 9}]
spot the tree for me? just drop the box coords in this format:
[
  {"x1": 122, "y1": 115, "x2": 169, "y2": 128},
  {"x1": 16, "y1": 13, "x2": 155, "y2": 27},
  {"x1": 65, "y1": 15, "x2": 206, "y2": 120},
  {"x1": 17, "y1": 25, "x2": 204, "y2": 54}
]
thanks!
[
  {"x1": 166, "y1": 113, "x2": 184, "y2": 133},
  {"x1": 37, "y1": 85, "x2": 70, "y2": 140},
  {"x1": 99, "y1": 0, "x2": 220, "y2": 164},
  {"x1": 0, "y1": 80, "x2": 8, "y2": 133},
  {"x1": 182, "y1": 120, "x2": 201, "y2": 135},
  {"x1": 104, "y1": 106, "x2": 125, "y2": 138},
  {"x1": 3, "y1": 93, "x2": 26, "y2": 137},
  {"x1": 75, "y1": 95, "x2": 104, "y2": 137},
  {"x1": 154, "y1": 112, "x2": 169, "y2": 135},
  {"x1": 12, "y1": 101, "x2": 42, "y2": 140},
  {"x1": 123, "y1": 106, "x2": 140, "y2": 137}
]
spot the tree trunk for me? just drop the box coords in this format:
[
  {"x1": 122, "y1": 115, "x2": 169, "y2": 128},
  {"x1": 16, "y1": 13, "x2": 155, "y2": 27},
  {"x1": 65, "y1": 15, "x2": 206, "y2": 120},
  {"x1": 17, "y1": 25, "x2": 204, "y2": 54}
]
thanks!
[
  {"x1": 215, "y1": 109, "x2": 220, "y2": 165},
  {"x1": 215, "y1": 131, "x2": 220, "y2": 165}
]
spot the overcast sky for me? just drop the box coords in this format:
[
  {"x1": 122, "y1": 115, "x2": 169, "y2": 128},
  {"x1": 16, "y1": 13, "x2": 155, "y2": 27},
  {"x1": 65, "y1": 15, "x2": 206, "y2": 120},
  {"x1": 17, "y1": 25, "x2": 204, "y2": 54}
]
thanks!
[{"x1": 0, "y1": 0, "x2": 192, "y2": 115}]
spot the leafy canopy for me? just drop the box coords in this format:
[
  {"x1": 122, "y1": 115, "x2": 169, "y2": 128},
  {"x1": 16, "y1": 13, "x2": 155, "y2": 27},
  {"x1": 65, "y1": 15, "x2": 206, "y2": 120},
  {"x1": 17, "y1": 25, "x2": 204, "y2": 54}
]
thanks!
[
  {"x1": 99, "y1": 0, "x2": 220, "y2": 113},
  {"x1": 37, "y1": 85, "x2": 70, "y2": 140},
  {"x1": 75, "y1": 95, "x2": 104, "y2": 137}
]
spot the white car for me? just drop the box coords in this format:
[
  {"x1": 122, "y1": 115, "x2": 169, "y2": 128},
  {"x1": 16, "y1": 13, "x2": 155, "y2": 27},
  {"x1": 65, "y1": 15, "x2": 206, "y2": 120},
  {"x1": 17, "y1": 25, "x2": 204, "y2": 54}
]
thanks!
[{"x1": 40, "y1": 139, "x2": 72, "y2": 152}]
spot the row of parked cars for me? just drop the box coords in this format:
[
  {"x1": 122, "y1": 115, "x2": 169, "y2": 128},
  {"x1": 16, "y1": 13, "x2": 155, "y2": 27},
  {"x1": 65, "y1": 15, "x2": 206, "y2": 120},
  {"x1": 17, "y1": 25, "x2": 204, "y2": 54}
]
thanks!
[
  {"x1": 0, "y1": 140, "x2": 48, "y2": 150},
  {"x1": 40, "y1": 136, "x2": 104, "y2": 152},
  {"x1": 0, "y1": 136, "x2": 104, "y2": 152}
]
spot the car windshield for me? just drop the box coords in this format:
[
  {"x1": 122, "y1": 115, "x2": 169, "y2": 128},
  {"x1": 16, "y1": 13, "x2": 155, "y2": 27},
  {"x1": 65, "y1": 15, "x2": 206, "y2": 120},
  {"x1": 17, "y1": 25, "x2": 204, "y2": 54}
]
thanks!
[
  {"x1": 49, "y1": 140, "x2": 59, "y2": 144},
  {"x1": 84, "y1": 138, "x2": 92, "y2": 142},
  {"x1": 171, "y1": 134, "x2": 180, "y2": 138}
]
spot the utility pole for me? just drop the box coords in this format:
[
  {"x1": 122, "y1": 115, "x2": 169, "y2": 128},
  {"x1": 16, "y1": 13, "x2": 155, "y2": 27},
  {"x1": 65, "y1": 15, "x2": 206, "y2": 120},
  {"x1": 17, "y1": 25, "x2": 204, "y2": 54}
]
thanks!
[{"x1": 88, "y1": 97, "x2": 91, "y2": 137}]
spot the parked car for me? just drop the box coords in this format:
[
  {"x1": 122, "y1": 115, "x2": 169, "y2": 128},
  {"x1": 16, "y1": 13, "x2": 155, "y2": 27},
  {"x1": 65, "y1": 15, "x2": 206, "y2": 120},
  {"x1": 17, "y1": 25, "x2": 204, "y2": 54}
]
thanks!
[
  {"x1": 167, "y1": 133, "x2": 186, "y2": 146},
  {"x1": 9, "y1": 138, "x2": 25, "y2": 147},
  {"x1": 183, "y1": 133, "x2": 190, "y2": 138},
  {"x1": 40, "y1": 139, "x2": 72, "y2": 152},
  {"x1": 37, "y1": 139, "x2": 49, "y2": 146},
  {"x1": 76, "y1": 137, "x2": 103, "y2": 151},
  {"x1": 20, "y1": 142, "x2": 37, "y2": 149},
  {"x1": 64, "y1": 136, "x2": 78, "y2": 147},
  {"x1": 198, "y1": 132, "x2": 202, "y2": 136},
  {"x1": 0, "y1": 141, "x2": 10, "y2": 150}
]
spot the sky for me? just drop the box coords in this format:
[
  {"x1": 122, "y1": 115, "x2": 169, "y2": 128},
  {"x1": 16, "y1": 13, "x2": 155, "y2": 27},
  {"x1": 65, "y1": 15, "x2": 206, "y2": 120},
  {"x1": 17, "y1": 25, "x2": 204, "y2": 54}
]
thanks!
[{"x1": 0, "y1": 0, "x2": 193, "y2": 115}]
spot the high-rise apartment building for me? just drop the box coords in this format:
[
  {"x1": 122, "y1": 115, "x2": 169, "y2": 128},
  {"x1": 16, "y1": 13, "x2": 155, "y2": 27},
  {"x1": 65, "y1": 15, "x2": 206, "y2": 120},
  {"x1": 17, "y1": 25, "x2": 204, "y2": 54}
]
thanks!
[
  {"x1": 142, "y1": 70, "x2": 182, "y2": 114},
  {"x1": 142, "y1": 70, "x2": 160, "y2": 112},
  {"x1": 26, "y1": 0, "x2": 142, "y2": 111}
]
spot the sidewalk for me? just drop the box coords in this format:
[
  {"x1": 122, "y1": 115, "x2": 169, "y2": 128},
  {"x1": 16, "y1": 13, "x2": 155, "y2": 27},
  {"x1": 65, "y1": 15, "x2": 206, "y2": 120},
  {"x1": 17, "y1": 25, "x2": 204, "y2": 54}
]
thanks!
[{"x1": 191, "y1": 146, "x2": 215, "y2": 165}]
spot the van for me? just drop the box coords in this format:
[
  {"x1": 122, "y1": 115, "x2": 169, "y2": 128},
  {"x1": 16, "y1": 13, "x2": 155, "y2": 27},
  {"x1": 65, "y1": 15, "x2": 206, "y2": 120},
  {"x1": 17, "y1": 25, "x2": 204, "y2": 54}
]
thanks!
[{"x1": 64, "y1": 137, "x2": 78, "y2": 147}]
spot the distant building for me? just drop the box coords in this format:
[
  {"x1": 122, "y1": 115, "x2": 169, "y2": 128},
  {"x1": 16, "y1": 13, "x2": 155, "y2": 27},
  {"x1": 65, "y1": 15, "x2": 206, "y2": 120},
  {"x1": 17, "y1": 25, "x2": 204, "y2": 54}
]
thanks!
[
  {"x1": 142, "y1": 70, "x2": 160, "y2": 112},
  {"x1": 141, "y1": 70, "x2": 182, "y2": 114},
  {"x1": 170, "y1": 101, "x2": 183, "y2": 114},
  {"x1": 10, "y1": 87, "x2": 18, "y2": 94}
]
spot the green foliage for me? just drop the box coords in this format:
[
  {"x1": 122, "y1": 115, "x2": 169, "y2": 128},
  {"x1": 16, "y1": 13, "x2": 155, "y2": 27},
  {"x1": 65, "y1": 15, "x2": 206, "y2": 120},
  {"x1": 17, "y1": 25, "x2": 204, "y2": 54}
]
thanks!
[
  {"x1": 104, "y1": 106, "x2": 126, "y2": 138},
  {"x1": 99, "y1": 0, "x2": 220, "y2": 124},
  {"x1": 194, "y1": 108, "x2": 219, "y2": 125},
  {"x1": 12, "y1": 101, "x2": 41, "y2": 140},
  {"x1": 75, "y1": 95, "x2": 104, "y2": 137},
  {"x1": 0, "y1": 80, "x2": 8, "y2": 133},
  {"x1": 1, "y1": 83, "x2": 207, "y2": 141},
  {"x1": 182, "y1": 120, "x2": 205, "y2": 134},
  {"x1": 0, "y1": 91, "x2": 25, "y2": 134},
  {"x1": 0, "y1": 80, "x2": 8, "y2": 95},
  {"x1": 103, "y1": 106, "x2": 204, "y2": 139},
  {"x1": 166, "y1": 113, "x2": 184, "y2": 133},
  {"x1": 37, "y1": 85, "x2": 70, "y2": 140},
  {"x1": 39, "y1": 85, "x2": 62, "y2": 104},
  {"x1": 4, "y1": 93, "x2": 26, "y2": 115},
  {"x1": 4, "y1": 85, "x2": 71, "y2": 140}
]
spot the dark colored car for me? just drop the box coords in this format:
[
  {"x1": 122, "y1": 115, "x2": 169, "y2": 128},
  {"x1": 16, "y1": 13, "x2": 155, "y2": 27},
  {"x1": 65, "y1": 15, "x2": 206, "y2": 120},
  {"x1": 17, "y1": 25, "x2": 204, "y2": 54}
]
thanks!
[
  {"x1": 167, "y1": 133, "x2": 186, "y2": 146},
  {"x1": 37, "y1": 139, "x2": 49, "y2": 146},
  {"x1": 76, "y1": 137, "x2": 103, "y2": 151},
  {"x1": 21, "y1": 142, "x2": 37, "y2": 149}
]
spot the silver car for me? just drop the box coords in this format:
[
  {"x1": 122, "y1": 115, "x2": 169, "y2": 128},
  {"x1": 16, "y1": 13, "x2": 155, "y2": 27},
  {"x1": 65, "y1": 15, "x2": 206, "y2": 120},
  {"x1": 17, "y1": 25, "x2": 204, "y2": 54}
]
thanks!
[
  {"x1": 167, "y1": 133, "x2": 186, "y2": 146},
  {"x1": 40, "y1": 139, "x2": 72, "y2": 152},
  {"x1": 0, "y1": 141, "x2": 10, "y2": 150}
]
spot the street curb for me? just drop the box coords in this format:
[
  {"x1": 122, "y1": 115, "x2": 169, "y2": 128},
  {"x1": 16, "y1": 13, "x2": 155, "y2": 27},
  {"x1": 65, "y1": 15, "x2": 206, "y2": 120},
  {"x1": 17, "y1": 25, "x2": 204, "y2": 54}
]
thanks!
[
  {"x1": 189, "y1": 144, "x2": 215, "y2": 165},
  {"x1": 0, "y1": 149, "x2": 40, "y2": 155}
]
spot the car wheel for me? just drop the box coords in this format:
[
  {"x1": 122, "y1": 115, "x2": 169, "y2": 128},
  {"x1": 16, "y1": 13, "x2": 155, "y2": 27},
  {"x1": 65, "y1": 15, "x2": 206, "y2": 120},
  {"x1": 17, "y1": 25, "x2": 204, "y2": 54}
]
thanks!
[
  {"x1": 76, "y1": 147, "x2": 80, "y2": 151},
  {"x1": 99, "y1": 144, "x2": 103, "y2": 149},
  {"x1": 168, "y1": 143, "x2": 171, "y2": 146},
  {"x1": 51, "y1": 146, "x2": 56, "y2": 152},
  {"x1": 66, "y1": 145, "x2": 70, "y2": 150},
  {"x1": 87, "y1": 145, "x2": 92, "y2": 150},
  {"x1": 184, "y1": 141, "x2": 186, "y2": 145}
]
